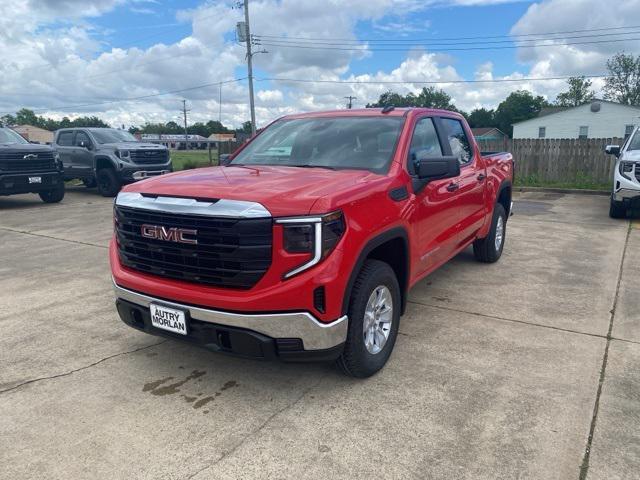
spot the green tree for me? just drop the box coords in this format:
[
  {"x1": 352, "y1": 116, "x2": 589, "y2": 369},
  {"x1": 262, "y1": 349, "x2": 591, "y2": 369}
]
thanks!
[
  {"x1": 467, "y1": 108, "x2": 496, "y2": 128},
  {"x1": 555, "y1": 76, "x2": 595, "y2": 107},
  {"x1": 603, "y1": 52, "x2": 640, "y2": 105},
  {"x1": 236, "y1": 121, "x2": 253, "y2": 134},
  {"x1": 367, "y1": 87, "x2": 461, "y2": 112},
  {"x1": 495, "y1": 90, "x2": 549, "y2": 137}
]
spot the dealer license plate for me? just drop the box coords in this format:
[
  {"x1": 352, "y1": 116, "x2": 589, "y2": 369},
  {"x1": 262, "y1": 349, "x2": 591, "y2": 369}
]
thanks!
[
  {"x1": 150, "y1": 304, "x2": 187, "y2": 335},
  {"x1": 28, "y1": 176, "x2": 42, "y2": 184}
]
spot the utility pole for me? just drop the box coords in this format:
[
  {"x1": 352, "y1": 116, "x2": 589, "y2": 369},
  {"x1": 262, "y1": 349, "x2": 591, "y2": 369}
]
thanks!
[
  {"x1": 243, "y1": 0, "x2": 256, "y2": 135},
  {"x1": 344, "y1": 95, "x2": 357, "y2": 109},
  {"x1": 182, "y1": 99, "x2": 190, "y2": 150},
  {"x1": 218, "y1": 83, "x2": 222, "y2": 124}
]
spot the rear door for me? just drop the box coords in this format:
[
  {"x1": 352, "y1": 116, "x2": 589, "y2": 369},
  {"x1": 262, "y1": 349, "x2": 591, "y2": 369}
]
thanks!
[
  {"x1": 72, "y1": 130, "x2": 95, "y2": 179},
  {"x1": 439, "y1": 117, "x2": 487, "y2": 245},
  {"x1": 55, "y1": 131, "x2": 75, "y2": 174},
  {"x1": 407, "y1": 116, "x2": 464, "y2": 276}
]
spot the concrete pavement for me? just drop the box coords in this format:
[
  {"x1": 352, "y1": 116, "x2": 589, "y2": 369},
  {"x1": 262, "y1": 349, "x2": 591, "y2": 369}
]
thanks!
[{"x1": 0, "y1": 186, "x2": 637, "y2": 479}]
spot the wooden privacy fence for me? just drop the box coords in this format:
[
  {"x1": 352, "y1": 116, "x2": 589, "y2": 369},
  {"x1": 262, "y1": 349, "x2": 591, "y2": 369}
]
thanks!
[{"x1": 476, "y1": 137, "x2": 621, "y2": 185}]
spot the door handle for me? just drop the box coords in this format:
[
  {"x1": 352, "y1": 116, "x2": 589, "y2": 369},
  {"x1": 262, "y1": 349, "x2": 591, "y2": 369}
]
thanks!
[
  {"x1": 446, "y1": 182, "x2": 459, "y2": 192},
  {"x1": 477, "y1": 173, "x2": 486, "y2": 182}
]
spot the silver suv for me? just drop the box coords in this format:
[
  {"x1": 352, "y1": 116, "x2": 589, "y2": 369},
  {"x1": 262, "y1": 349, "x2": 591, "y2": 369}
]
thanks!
[{"x1": 54, "y1": 128, "x2": 172, "y2": 197}]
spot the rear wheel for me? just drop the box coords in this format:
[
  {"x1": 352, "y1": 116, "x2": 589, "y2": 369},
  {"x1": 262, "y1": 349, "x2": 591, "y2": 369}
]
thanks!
[
  {"x1": 473, "y1": 203, "x2": 507, "y2": 263},
  {"x1": 337, "y1": 259, "x2": 401, "y2": 378},
  {"x1": 38, "y1": 182, "x2": 65, "y2": 203},
  {"x1": 97, "y1": 169, "x2": 121, "y2": 197},
  {"x1": 609, "y1": 195, "x2": 627, "y2": 219}
]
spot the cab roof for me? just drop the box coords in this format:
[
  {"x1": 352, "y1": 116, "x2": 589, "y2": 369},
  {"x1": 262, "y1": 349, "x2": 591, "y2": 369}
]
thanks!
[{"x1": 279, "y1": 107, "x2": 463, "y2": 121}]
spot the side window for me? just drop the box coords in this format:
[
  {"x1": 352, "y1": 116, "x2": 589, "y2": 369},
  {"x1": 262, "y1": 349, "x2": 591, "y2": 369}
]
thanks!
[
  {"x1": 74, "y1": 131, "x2": 91, "y2": 147},
  {"x1": 441, "y1": 118, "x2": 472, "y2": 165},
  {"x1": 57, "y1": 131, "x2": 74, "y2": 146},
  {"x1": 409, "y1": 117, "x2": 442, "y2": 164}
]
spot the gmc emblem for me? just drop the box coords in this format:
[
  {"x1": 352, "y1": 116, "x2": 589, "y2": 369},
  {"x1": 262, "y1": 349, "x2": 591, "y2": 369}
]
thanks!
[
  {"x1": 140, "y1": 224, "x2": 198, "y2": 245},
  {"x1": 23, "y1": 154, "x2": 38, "y2": 161}
]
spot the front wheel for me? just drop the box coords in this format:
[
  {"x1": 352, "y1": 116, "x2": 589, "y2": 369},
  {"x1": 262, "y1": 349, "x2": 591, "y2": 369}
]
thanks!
[
  {"x1": 337, "y1": 259, "x2": 401, "y2": 378},
  {"x1": 609, "y1": 195, "x2": 627, "y2": 219},
  {"x1": 96, "y1": 169, "x2": 121, "y2": 197},
  {"x1": 473, "y1": 203, "x2": 507, "y2": 263},
  {"x1": 38, "y1": 183, "x2": 65, "y2": 203}
]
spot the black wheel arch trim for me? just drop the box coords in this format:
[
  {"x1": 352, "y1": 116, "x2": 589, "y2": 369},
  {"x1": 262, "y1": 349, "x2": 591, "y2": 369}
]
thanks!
[
  {"x1": 341, "y1": 226, "x2": 410, "y2": 317},
  {"x1": 496, "y1": 179, "x2": 513, "y2": 215}
]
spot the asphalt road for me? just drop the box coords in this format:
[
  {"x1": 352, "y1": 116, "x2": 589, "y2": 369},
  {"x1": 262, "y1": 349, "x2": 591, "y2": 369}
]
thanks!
[{"x1": 0, "y1": 186, "x2": 638, "y2": 479}]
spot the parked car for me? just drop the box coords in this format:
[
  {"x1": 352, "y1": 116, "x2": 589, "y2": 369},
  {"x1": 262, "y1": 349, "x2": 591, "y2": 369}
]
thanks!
[
  {"x1": 54, "y1": 128, "x2": 172, "y2": 197},
  {"x1": 0, "y1": 127, "x2": 65, "y2": 203},
  {"x1": 605, "y1": 126, "x2": 640, "y2": 218},
  {"x1": 110, "y1": 108, "x2": 514, "y2": 377}
]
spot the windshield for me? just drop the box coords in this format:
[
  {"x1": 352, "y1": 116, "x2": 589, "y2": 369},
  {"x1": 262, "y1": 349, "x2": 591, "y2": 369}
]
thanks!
[
  {"x1": 230, "y1": 116, "x2": 404, "y2": 173},
  {"x1": 90, "y1": 129, "x2": 138, "y2": 144},
  {"x1": 0, "y1": 128, "x2": 29, "y2": 145},
  {"x1": 627, "y1": 130, "x2": 640, "y2": 151}
]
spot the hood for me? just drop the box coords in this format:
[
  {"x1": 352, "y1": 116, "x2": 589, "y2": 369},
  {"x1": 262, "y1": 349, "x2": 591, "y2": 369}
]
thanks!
[
  {"x1": 99, "y1": 142, "x2": 167, "y2": 150},
  {"x1": 123, "y1": 165, "x2": 379, "y2": 217},
  {"x1": 0, "y1": 143, "x2": 54, "y2": 153}
]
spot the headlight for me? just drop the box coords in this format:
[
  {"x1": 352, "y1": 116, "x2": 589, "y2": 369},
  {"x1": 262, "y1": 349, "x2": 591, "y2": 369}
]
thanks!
[
  {"x1": 53, "y1": 152, "x2": 63, "y2": 171},
  {"x1": 116, "y1": 150, "x2": 130, "y2": 159},
  {"x1": 277, "y1": 211, "x2": 345, "y2": 279},
  {"x1": 619, "y1": 161, "x2": 635, "y2": 180}
]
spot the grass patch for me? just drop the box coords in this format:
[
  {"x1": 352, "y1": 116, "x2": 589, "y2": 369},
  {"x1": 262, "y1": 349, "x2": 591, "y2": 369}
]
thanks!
[
  {"x1": 171, "y1": 150, "x2": 218, "y2": 171},
  {"x1": 515, "y1": 174, "x2": 609, "y2": 191}
]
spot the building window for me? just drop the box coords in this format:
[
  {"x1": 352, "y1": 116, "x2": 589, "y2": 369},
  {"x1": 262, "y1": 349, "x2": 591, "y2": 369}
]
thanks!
[
  {"x1": 538, "y1": 127, "x2": 546, "y2": 138},
  {"x1": 579, "y1": 126, "x2": 588, "y2": 139},
  {"x1": 625, "y1": 124, "x2": 635, "y2": 139}
]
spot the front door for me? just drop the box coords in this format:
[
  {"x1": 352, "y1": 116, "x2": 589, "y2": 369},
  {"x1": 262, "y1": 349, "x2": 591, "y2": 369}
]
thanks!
[
  {"x1": 55, "y1": 131, "x2": 75, "y2": 175},
  {"x1": 72, "y1": 130, "x2": 94, "y2": 179},
  {"x1": 407, "y1": 116, "x2": 463, "y2": 277}
]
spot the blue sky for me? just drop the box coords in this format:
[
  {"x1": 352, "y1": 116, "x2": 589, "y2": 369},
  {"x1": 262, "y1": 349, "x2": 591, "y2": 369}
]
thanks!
[{"x1": 2, "y1": 0, "x2": 639, "y2": 128}]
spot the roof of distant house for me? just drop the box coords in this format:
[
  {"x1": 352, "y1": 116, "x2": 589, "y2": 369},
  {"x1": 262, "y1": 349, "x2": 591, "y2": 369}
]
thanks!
[{"x1": 471, "y1": 127, "x2": 506, "y2": 137}]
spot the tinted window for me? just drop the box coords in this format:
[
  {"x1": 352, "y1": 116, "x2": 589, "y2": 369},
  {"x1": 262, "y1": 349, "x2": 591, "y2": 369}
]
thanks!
[
  {"x1": 230, "y1": 117, "x2": 404, "y2": 173},
  {"x1": 441, "y1": 118, "x2": 472, "y2": 165},
  {"x1": 90, "y1": 129, "x2": 138, "y2": 143},
  {"x1": 628, "y1": 131, "x2": 640, "y2": 151},
  {"x1": 57, "y1": 131, "x2": 74, "y2": 146},
  {"x1": 74, "y1": 131, "x2": 91, "y2": 147}
]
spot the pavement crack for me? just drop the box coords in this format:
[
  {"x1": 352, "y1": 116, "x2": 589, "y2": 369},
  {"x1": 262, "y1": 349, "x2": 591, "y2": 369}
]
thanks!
[
  {"x1": 0, "y1": 340, "x2": 166, "y2": 395},
  {"x1": 0, "y1": 226, "x2": 107, "y2": 249},
  {"x1": 407, "y1": 299, "x2": 608, "y2": 340},
  {"x1": 578, "y1": 220, "x2": 631, "y2": 480},
  {"x1": 185, "y1": 372, "x2": 329, "y2": 480}
]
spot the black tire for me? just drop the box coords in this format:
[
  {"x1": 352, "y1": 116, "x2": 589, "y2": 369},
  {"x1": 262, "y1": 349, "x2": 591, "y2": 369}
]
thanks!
[
  {"x1": 473, "y1": 203, "x2": 507, "y2": 263},
  {"x1": 83, "y1": 177, "x2": 97, "y2": 188},
  {"x1": 609, "y1": 195, "x2": 626, "y2": 219},
  {"x1": 337, "y1": 259, "x2": 401, "y2": 378},
  {"x1": 96, "y1": 169, "x2": 121, "y2": 197},
  {"x1": 38, "y1": 183, "x2": 65, "y2": 203}
]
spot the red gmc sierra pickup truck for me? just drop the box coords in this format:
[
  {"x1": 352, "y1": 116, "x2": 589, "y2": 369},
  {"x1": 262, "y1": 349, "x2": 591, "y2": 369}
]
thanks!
[{"x1": 111, "y1": 108, "x2": 513, "y2": 377}]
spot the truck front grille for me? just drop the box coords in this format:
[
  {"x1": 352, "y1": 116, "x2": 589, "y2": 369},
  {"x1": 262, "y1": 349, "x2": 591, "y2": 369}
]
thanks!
[
  {"x1": 635, "y1": 165, "x2": 640, "y2": 182},
  {"x1": 0, "y1": 151, "x2": 56, "y2": 172},
  {"x1": 114, "y1": 205, "x2": 272, "y2": 289},
  {"x1": 129, "y1": 150, "x2": 169, "y2": 164}
]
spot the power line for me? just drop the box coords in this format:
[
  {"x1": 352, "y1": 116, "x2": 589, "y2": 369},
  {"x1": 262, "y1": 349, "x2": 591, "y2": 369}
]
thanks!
[
  {"x1": 253, "y1": 29, "x2": 640, "y2": 47},
  {"x1": 258, "y1": 36, "x2": 640, "y2": 52},
  {"x1": 0, "y1": 77, "x2": 247, "y2": 115},
  {"x1": 255, "y1": 24, "x2": 640, "y2": 42},
  {"x1": 256, "y1": 74, "x2": 608, "y2": 85}
]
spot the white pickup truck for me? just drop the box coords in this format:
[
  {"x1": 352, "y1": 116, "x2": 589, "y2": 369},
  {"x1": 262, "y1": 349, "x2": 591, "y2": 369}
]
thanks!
[{"x1": 605, "y1": 126, "x2": 640, "y2": 218}]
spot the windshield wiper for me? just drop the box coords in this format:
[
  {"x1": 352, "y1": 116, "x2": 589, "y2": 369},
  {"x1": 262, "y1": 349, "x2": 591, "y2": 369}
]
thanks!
[{"x1": 291, "y1": 164, "x2": 337, "y2": 170}]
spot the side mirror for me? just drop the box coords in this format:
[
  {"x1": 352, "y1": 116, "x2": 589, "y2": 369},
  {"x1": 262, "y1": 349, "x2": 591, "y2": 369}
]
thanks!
[
  {"x1": 605, "y1": 145, "x2": 620, "y2": 157},
  {"x1": 219, "y1": 154, "x2": 232, "y2": 166},
  {"x1": 79, "y1": 140, "x2": 92, "y2": 150},
  {"x1": 414, "y1": 155, "x2": 460, "y2": 181}
]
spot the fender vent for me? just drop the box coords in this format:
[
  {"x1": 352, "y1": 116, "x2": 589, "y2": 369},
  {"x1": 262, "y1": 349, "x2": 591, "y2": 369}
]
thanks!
[{"x1": 313, "y1": 286, "x2": 326, "y2": 313}]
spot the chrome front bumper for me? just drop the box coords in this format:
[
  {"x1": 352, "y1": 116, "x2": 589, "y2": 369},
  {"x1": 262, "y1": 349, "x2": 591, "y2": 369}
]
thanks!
[
  {"x1": 131, "y1": 170, "x2": 171, "y2": 180},
  {"x1": 614, "y1": 188, "x2": 640, "y2": 201},
  {"x1": 112, "y1": 281, "x2": 348, "y2": 350}
]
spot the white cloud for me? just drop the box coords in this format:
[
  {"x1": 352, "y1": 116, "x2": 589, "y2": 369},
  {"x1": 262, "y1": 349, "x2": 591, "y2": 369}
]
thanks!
[{"x1": 1, "y1": 0, "x2": 637, "y2": 129}]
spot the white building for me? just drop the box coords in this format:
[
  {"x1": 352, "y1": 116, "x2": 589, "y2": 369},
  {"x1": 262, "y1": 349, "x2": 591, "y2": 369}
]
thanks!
[{"x1": 512, "y1": 100, "x2": 640, "y2": 140}]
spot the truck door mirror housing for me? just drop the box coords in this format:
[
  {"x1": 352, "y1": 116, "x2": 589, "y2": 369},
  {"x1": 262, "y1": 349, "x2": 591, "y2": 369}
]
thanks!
[
  {"x1": 605, "y1": 145, "x2": 620, "y2": 157},
  {"x1": 79, "y1": 140, "x2": 92, "y2": 150},
  {"x1": 414, "y1": 155, "x2": 460, "y2": 181},
  {"x1": 219, "y1": 154, "x2": 232, "y2": 166}
]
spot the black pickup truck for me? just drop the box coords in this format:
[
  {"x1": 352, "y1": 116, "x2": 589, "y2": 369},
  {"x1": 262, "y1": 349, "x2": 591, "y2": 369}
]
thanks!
[{"x1": 0, "y1": 127, "x2": 65, "y2": 203}]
